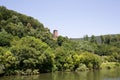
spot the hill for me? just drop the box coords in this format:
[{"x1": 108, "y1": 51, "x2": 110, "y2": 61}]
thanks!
[
  {"x1": 71, "y1": 34, "x2": 120, "y2": 44},
  {"x1": 0, "y1": 6, "x2": 54, "y2": 45},
  {"x1": 0, "y1": 6, "x2": 120, "y2": 76}
]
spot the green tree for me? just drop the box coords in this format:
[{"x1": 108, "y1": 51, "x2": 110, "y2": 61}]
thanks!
[
  {"x1": 57, "y1": 36, "x2": 68, "y2": 46},
  {"x1": 79, "y1": 52, "x2": 102, "y2": 69},
  {"x1": 38, "y1": 48, "x2": 55, "y2": 72},
  {"x1": 104, "y1": 35, "x2": 112, "y2": 44},
  {"x1": 100, "y1": 35, "x2": 105, "y2": 44},
  {"x1": 90, "y1": 35, "x2": 97, "y2": 43},
  {"x1": 0, "y1": 31, "x2": 13, "y2": 46},
  {"x1": 54, "y1": 47, "x2": 74, "y2": 71},
  {"x1": 0, "y1": 51, "x2": 17, "y2": 75},
  {"x1": 76, "y1": 41, "x2": 96, "y2": 52},
  {"x1": 72, "y1": 54, "x2": 81, "y2": 71},
  {"x1": 10, "y1": 36, "x2": 54, "y2": 73},
  {"x1": 84, "y1": 35, "x2": 89, "y2": 41}
]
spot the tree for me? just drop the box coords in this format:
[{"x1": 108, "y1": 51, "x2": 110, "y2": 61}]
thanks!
[
  {"x1": 57, "y1": 36, "x2": 68, "y2": 46},
  {"x1": 10, "y1": 36, "x2": 55, "y2": 72},
  {"x1": 0, "y1": 51, "x2": 17, "y2": 75},
  {"x1": 95, "y1": 44, "x2": 119, "y2": 56},
  {"x1": 76, "y1": 41, "x2": 96, "y2": 52},
  {"x1": 84, "y1": 35, "x2": 89, "y2": 41},
  {"x1": 100, "y1": 35, "x2": 105, "y2": 44},
  {"x1": 79, "y1": 52, "x2": 102, "y2": 69},
  {"x1": 90, "y1": 35, "x2": 97, "y2": 43},
  {"x1": 54, "y1": 47, "x2": 74, "y2": 71},
  {"x1": 0, "y1": 31, "x2": 13, "y2": 46},
  {"x1": 72, "y1": 54, "x2": 81, "y2": 71},
  {"x1": 11, "y1": 46, "x2": 38, "y2": 70},
  {"x1": 38, "y1": 48, "x2": 55, "y2": 72},
  {"x1": 104, "y1": 35, "x2": 112, "y2": 44}
]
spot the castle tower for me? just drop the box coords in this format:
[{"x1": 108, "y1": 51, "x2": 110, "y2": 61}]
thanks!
[{"x1": 53, "y1": 30, "x2": 58, "y2": 39}]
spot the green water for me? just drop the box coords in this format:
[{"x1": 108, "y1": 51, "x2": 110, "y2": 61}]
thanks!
[{"x1": 0, "y1": 69, "x2": 120, "y2": 80}]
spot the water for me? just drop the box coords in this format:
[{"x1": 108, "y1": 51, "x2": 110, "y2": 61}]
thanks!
[{"x1": 0, "y1": 69, "x2": 120, "y2": 80}]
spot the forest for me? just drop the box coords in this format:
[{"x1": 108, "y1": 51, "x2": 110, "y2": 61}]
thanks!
[{"x1": 0, "y1": 6, "x2": 120, "y2": 76}]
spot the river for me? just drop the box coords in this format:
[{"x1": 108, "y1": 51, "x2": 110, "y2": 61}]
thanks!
[{"x1": 0, "y1": 68, "x2": 120, "y2": 80}]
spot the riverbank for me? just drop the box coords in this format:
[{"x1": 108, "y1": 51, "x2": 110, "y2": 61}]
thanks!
[
  {"x1": 1, "y1": 67, "x2": 120, "y2": 80},
  {"x1": 75, "y1": 62, "x2": 120, "y2": 72},
  {"x1": 0, "y1": 62, "x2": 120, "y2": 77}
]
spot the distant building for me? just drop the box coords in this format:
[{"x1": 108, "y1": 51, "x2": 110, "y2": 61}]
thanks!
[{"x1": 53, "y1": 30, "x2": 58, "y2": 39}]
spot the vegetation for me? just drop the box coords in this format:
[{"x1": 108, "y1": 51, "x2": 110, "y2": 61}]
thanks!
[{"x1": 0, "y1": 6, "x2": 120, "y2": 76}]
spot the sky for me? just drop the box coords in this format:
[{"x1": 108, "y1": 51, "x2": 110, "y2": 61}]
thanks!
[{"x1": 0, "y1": 0, "x2": 120, "y2": 38}]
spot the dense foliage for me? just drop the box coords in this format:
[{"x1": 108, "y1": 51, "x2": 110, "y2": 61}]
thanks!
[{"x1": 0, "y1": 6, "x2": 120, "y2": 76}]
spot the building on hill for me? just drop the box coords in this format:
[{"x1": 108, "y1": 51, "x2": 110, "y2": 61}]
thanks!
[{"x1": 53, "y1": 30, "x2": 58, "y2": 39}]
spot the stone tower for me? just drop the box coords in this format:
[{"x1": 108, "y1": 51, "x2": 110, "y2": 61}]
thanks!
[{"x1": 53, "y1": 30, "x2": 58, "y2": 39}]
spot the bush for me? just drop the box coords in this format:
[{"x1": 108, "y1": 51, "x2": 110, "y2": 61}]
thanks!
[
  {"x1": 100, "y1": 62, "x2": 118, "y2": 70},
  {"x1": 26, "y1": 69, "x2": 32, "y2": 75},
  {"x1": 33, "y1": 69, "x2": 39, "y2": 75},
  {"x1": 76, "y1": 64, "x2": 88, "y2": 71},
  {"x1": 79, "y1": 52, "x2": 102, "y2": 69}
]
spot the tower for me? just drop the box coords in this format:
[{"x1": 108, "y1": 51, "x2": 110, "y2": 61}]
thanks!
[{"x1": 53, "y1": 30, "x2": 58, "y2": 39}]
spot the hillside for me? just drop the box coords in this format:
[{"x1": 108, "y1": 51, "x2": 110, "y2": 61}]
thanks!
[
  {"x1": 0, "y1": 6, "x2": 54, "y2": 45},
  {"x1": 71, "y1": 34, "x2": 120, "y2": 44},
  {"x1": 0, "y1": 6, "x2": 120, "y2": 76}
]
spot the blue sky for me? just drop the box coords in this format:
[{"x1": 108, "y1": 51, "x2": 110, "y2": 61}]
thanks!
[{"x1": 0, "y1": 0, "x2": 120, "y2": 38}]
